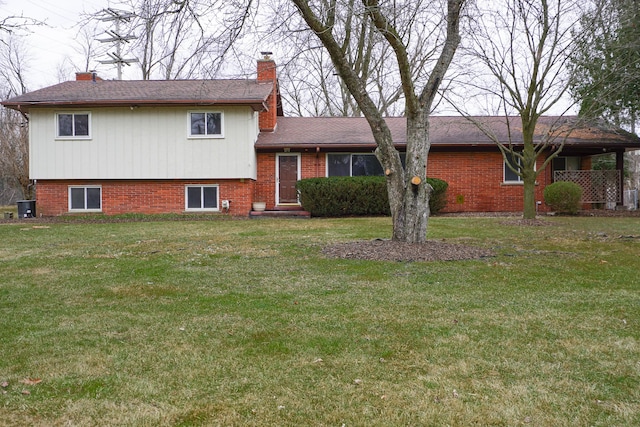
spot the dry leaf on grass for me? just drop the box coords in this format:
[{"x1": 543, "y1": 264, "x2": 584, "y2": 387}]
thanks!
[{"x1": 20, "y1": 378, "x2": 42, "y2": 385}]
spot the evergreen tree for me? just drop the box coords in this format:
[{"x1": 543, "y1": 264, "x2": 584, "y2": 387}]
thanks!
[{"x1": 569, "y1": 0, "x2": 640, "y2": 131}]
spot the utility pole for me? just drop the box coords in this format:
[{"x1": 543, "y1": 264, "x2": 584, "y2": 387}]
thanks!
[{"x1": 98, "y1": 9, "x2": 138, "y2": 80}]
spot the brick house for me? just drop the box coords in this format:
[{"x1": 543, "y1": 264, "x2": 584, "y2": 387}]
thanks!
[{"x1": 3, "y1": 57, "x2": 640, "y2": 216}]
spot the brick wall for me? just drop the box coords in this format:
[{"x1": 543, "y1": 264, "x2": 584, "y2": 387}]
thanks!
[
  {"x1": 35, "y1": 179, "x2": 255, "y2": 216},
  {"x1": 266, "y1": 149, "x2": 552, "y2": 213},
  {"x1": 255, "y1": 153, "x2": 276, "y2": 208},
  {"x1": 428, "y1": 151, "x2": 551, "y2": 213}
]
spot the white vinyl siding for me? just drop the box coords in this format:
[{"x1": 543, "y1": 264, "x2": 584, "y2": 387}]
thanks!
[{"x1": 29, "y1": 106, "x2": 259, "y2": 180}]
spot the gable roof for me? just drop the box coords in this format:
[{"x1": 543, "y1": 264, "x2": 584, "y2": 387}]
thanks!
[
  {"x1": 255, "y1": 116, "x2": 640, "y2": 152},
  {"x1": 2, "y1": 79, "x2": 274, "y2": 112}
]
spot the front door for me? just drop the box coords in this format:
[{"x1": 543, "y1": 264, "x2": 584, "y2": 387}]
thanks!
[{"x1": 277, "y1": 154, "x2": 299, "y2": 204}]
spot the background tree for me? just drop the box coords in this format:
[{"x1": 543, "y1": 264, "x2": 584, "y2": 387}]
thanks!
[
  {"x1": 95, "y1": 0, "x2": 257, "y2": 80},
  {"x1": 266, "y1": 0, "x2": 407, "y2": 117},
  {"x1": 0, "y1": 5, "x2": 44, "y2": 204},
  {"x1": 289, "y1": 0, "x2": 465, "y2": 243},
  {"x1": 568, "y1": 0, "x2": 640, "y2": 133},
  {"x1": 0, "y1": 35, "x2": 31, "y2": 203},
  {"x1": 458, "y1": 0, "x2": 584, "y2": 219}
]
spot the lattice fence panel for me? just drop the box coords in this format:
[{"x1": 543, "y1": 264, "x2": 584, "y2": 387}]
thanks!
[{"x1": 554, "y1": 170, "x2": 621, "y2": 204}]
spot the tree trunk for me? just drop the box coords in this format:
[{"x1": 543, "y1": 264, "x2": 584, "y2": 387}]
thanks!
[
  {"x1": 522, "y1": 175, "x2": 537, "y2": 219},
  {"x1": 521, "y1": 122, "x2": 537, "y2": 219},
  {"x1": 398, "y1": 114, "x2": 431, "y2": 242}
]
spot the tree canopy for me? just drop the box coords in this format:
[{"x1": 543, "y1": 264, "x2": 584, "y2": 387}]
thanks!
[{"x1": 569, "y1": 0, "x2": 640, "y2": 132}]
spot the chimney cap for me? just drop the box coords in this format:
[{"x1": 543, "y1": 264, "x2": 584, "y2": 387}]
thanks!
[{"x1": 260, "y1": 51, "x2": 273, "y2": 60}]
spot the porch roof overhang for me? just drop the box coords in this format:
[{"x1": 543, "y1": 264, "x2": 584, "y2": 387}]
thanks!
[{"x1": 255, "y1": 116, "x2": 640, "y2": 153}]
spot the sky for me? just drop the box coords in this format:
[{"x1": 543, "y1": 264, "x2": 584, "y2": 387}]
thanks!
[
  {"x1": 1, "y1": 1, "x2": 580, "y2": 117},
  {"x1": 1, "y1": 0, "x2": 133, "y2": 89}
]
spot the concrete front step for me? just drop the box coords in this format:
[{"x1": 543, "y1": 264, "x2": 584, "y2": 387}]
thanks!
[{"x1": 249, "y1": 209, "x2": 311, "y2": 218}]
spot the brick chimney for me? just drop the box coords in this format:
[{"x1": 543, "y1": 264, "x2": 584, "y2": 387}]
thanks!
[
  {"x1": 257, "y1": 53, "x2": 277, "y2": 132},
  {"x1": 75, "y1": 71, "x2": 102, "y2": 82}
]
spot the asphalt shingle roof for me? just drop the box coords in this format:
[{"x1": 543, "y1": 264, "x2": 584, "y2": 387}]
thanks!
[
  {"x1": 2, "y1": 79, "x2": 273, "y2": 111},
  {"x1": 256, "y1": 116, "x2": 640, "y2": 150}
]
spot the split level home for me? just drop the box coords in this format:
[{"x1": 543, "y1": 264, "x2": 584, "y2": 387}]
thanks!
[{"x1": 3, "y1": 56, "x2": 640, "y2": 217}]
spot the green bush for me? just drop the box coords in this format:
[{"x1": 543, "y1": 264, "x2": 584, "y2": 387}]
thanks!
[
  {"x1": 297, "y1": 176, "x2": 448, "y2": 217},
  {"x1": 543, "y1": 181, "x2": 583, "y2": 214},
  {"x1": 428, "y1": 177, "x2": 449, "y2": 214}
]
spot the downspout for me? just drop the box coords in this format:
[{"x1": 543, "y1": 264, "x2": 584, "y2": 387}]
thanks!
[{"x1": 27, "y1": 180, "x2": 36, "y2": 201}]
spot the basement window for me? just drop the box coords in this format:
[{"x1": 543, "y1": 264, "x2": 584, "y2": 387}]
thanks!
[
  {"x1": 185, "y1": 185, "x2": 219, "y2": 211},
  {"x1": 57, "y1": 112, "x2": 90, "y2": 139},
  {"x1": 69, "y1": 186, "x2": 101, "y2": 211},
  {"x1": 188, "y1": 111, "x2": 223, "y2": 138}
]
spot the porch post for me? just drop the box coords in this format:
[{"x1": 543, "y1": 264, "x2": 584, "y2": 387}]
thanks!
[{"x1": 616, "y1": 150, "x2": 625, "y2": 208}]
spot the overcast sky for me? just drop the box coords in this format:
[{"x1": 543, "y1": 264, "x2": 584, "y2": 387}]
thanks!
[
  {"x1": 1, "y1": 0, "x2": 131, "y2": 89},
  {"x1": 1, "y1": 0, "x2": 579, "y2": 117}
]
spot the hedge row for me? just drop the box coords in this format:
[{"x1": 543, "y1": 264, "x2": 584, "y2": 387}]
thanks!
[{"x1": 296, "y1": 176, "x2": 448, "y2": 217}]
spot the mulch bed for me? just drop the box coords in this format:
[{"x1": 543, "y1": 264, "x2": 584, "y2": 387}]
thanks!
[{"x1": 322, "y1": 239, "x2": 494, "y2": 262}]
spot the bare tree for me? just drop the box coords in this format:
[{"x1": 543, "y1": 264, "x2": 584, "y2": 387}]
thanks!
[
  {"x1": 0, "y1": 14, "x2": 42, "y2": 36},
  {"x1": 0, "y1": 36, "x2": 29, "y2": 95},
  {"x1": 52, "y1": 23, "x2": 106, "y2": 83},
  {"x1": 290, "y1": 0, "x2": 466, "y2": 243},
  {"x1": 94, "y1": 0, "x2": 257, "y2": 80},
  {"x1": 269, "y1": 1, "x2": 405, "y2": 117},
  {"x1": 265, "y1": 0, "x2": 452, "y2": 119},
  {"x1": 0, "y1": 35, "x2": 31, "y2": 202},
  {"x1": 0, "y1": 105, "x2": 29, "y2": 202},
  {"x1": 457, "y1": 0, "x2": 584, "y2": 219}
]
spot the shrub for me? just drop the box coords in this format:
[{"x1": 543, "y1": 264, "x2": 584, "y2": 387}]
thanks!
[
  {"x1": 543, "y1": 181, "x2": 583, "y2": 214},
  {"x1": 427, "y1": 177, "x2": 449, "y2": 214},
  {"x1": 297, "y1": 176, "x2": 448, "y2": 217}
]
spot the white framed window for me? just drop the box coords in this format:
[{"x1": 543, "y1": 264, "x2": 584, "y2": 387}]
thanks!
[
  {"x1": 185, "y1": 185, "x2": 219, "y2": 211},
  {"x1": 57, "y1": 112, "x2": 91, "y2": 139},
  {"x1": 504, "y1": 151, "x2": 524, "y2": 183},
  {"x1": 188, "y1": 111, "x2": 223, "y2": 138},
  {"x1": 69, "y1": 186, "x2": 102, "y2": 211}
]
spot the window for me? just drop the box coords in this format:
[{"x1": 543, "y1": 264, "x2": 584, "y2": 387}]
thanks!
[
  {"x1": 552, "y1": 156, "x2": 581, "y2": 172},
  {"x1": 327, "y1": 153, "x2": 405, "y2": 177},
  {"x1": 69, "y1": 186, "x2": 101, "y2": 211},
  {"x1": 504, "y1": 151, "x2": 523, "y2": 183},
  {"x1": 189, "y1": 112, "x2": 223, "y2": 137},
  {"x1": 57, "y1": 113, "x2": 90, "y2": 138},
  {"x1": 327, "y1": 154, "x2": 352, "y2": 176},
  {"x1": 185, "y1": 185, "x2": 218, "y2": 210}
]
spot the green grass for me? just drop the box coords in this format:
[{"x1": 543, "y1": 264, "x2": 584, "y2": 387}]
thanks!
[{"x1": 0, "y1": 215, "x2": 638, "y2": 426}]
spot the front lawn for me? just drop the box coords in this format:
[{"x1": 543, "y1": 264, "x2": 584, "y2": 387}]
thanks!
[{"x1": 0, "y1": 216, "x2": 638, "y2": 426}]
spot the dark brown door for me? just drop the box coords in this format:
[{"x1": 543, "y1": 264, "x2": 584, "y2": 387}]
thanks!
[{"x1": 278, "y1": 155, "x2": 299, "y2": 204}]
